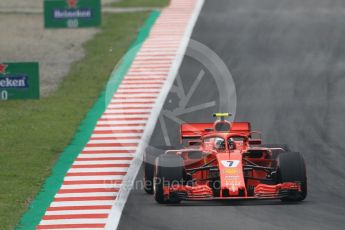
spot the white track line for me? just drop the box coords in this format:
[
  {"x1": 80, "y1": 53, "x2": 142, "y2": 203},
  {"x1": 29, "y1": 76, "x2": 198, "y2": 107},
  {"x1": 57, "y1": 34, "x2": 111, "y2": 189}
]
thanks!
[
  {"x1": 95, "y1": 124, "x2": 145, "y2": 131},
  {"x1": 104, "y1": 109, "x2": 152, "y2": 113},
  {"x1": 100, "y1": 114, "x2": 148, "y2": 117},
  {"x1": 60, "y1": 184, "x2": 122, "y2": 190},
  {"x1": 77, "y1": 154, "x2": 134, "y2": 158},
  {"x1": 45, "y1": 210, "x2": 111, "y2": 215},
  {"x1": 55, "y1": 192, "x2": 118, "y2": 198},
  {"x1": 110, "y1": 98, "x2": 158, "y2": 103},
  {"x1": 40, "y1": 219, "x2": 109, "y2": 225},
  {"x1": 64, "y1": 176, "x2": 125, "y2": 182},
  {"x1": 72, "y1": 160, "x2": 132, "y2": 165},
  {"x1": 107, "y1": 104, "x2": 154, "y2": 109},
  {"x1": 88, "y1": 139, "x2": 139, "y2": 144},
  {"x1": 88, "y1": 138, "x2": 139, "y2": 143},
  {"x1": 49, "y1": 201, "x2": 116, "y2": 207},
  {"x1": 83, "y1": 147, "x2": 137, "y2": 151},
  {"x1": 39, "y1": 228, "x2": 104, "y2": 230},
  {"x1": 90, "y1": 133, "x2": 143, "y2": 138},
  {"x1": 67, "y1": 168, "x2": 129, "y2": 173}
]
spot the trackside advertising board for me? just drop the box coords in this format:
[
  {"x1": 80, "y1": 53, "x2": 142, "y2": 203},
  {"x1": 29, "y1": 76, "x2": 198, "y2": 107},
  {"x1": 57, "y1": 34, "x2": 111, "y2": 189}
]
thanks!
[
  {"x1": 0, "y1": 63, "x2": 40, "y2": 100},
  {"x1": 44, "y1": 0, "x2": 101, "y2": 28}
]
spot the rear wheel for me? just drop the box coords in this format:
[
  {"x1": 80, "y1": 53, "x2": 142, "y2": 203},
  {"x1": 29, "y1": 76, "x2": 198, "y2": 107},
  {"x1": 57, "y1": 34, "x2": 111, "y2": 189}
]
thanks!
[
  {"x1": 143, "y1": 146, "x2": 176, "y2": 194},
  {"x1": 154, "y1": 155, "x2": 184, "y2": 204},
  {"x1": 277, "y1": 152, "x2": 307, "y2": 201}
]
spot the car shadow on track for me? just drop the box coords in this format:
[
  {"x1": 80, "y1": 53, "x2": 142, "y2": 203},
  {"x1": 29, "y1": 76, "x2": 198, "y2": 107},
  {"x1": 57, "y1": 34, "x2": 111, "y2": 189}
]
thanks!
[{"x1": 167, "y1": 200, "x2": 311, "y2": 207}]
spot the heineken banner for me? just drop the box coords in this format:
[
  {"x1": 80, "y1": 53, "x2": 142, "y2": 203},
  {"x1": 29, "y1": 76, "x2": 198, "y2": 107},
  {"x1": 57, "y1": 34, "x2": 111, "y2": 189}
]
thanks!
[
  {"x1": 0, "y1": 63, "x2": 40, "y2": 100},
  {"x1": 44, "y1": 0, "x2": 101, "y2": 28}
]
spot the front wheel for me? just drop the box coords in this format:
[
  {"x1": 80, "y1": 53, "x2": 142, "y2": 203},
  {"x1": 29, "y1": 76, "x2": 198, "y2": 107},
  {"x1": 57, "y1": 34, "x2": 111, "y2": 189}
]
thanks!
[
  {"x1": 143, "y1": 146, "x2": 176, "y2": 194},
  {"x1": 154, "y1": 155, "x2": 184, "y2": 204},
  {"x1": 277, "y1": 152, "x2": 307, "y2": 201}
]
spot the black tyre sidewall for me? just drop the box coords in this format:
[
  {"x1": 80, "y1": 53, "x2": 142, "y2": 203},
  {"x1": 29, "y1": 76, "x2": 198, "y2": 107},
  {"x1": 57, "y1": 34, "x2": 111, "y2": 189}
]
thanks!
[
  {"x1": 143, "y1": 146, "x2": 176, "y2": 194},
  {"x1": 277, "y1": 152, "x2": 307, "y2": 201},
  {"x1": 154, "y1": 155, "x2": 184, "y2": 204}
]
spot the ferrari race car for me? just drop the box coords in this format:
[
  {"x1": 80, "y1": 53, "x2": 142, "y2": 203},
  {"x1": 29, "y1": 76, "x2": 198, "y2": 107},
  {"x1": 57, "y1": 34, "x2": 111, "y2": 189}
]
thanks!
[{"x1": 144, "y1": 113, "x2": 307, "y2": 204}]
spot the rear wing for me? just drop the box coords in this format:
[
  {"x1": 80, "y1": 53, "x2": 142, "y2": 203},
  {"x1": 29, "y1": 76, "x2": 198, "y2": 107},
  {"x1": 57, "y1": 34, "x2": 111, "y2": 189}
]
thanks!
[
  {"x1": 180, "y1": 123, "x2": 213, "y2": 139},
  {"x1": 231, "y1": 122, "x2": 251, "y2": 133},
  {"x1": 180, "y1": 122, "x2": 251, "y2": 140}
]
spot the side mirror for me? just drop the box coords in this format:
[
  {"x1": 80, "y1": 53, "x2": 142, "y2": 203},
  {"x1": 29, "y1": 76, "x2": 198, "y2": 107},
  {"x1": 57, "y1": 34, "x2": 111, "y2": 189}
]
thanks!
[{"x1": 248, "y1": 139, "x2": 262, "y2": 145}]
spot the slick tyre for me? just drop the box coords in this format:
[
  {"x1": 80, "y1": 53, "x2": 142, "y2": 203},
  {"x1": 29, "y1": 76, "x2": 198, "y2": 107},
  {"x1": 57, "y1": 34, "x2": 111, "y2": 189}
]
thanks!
[
  {"x1": 277, "y1": 152, "x2": 307, "y2": 201},
  {"x1": 153, "y1": 155, "x2": 184, "y2": 204},
  {"x1": 143, "y1": 146, "x2": 176, "y2": 194}
]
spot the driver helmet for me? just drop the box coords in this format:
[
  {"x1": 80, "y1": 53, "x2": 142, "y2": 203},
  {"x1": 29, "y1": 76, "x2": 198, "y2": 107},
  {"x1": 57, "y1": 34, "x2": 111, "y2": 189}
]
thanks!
[{"x1": 214, "y1": 138, "x2": 225, "y2": 150}]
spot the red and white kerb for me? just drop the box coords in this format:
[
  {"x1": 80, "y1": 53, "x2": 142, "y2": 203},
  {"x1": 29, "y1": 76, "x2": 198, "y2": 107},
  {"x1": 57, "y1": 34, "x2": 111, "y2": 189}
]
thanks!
[{"x1": 37, "y1": 0, "x2": 202, "y2": 229}]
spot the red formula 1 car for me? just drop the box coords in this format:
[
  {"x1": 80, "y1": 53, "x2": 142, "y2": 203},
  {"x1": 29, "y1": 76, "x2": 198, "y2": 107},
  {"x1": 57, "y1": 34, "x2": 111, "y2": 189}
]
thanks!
[{"x1": 144, "y1": 113, "x2": 307, "y2": 204}]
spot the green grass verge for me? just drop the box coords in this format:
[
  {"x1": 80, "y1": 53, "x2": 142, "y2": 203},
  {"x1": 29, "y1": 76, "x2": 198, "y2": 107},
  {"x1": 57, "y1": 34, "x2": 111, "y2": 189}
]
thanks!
[
  {"x1": 0, "y1": 12, "x2": 152, "y2": 230},
  {"x1": 112, "y1": 0, "x2": 170, "y2": 7}
]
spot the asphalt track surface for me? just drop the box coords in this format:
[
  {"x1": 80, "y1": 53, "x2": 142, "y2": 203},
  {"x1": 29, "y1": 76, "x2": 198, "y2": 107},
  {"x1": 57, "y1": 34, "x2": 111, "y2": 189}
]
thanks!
[{"x1": 118, "y1": 0, "x2": 345, "y2": 229}]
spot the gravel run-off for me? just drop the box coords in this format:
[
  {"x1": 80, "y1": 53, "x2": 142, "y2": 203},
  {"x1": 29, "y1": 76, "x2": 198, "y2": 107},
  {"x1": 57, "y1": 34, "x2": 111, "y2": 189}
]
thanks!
[{"x1": 0, "y1": 0, "x2": 120, "y2": 96}]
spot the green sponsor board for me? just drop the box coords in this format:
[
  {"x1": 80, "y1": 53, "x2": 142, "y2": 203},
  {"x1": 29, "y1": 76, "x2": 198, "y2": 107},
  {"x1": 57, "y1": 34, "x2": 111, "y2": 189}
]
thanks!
[
  {"x1": 0, "y1": 63, "x2": 40, "y2": 100},
  {"x1": 44, "y1": 0, "x2": 101, "y2": 28}
]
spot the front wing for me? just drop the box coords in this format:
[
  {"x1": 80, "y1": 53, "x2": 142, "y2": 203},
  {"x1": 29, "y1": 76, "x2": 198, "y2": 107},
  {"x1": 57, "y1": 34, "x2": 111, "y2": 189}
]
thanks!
[{"x1": 165, "y1": 182, "x2": 301, "y2": 201}]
